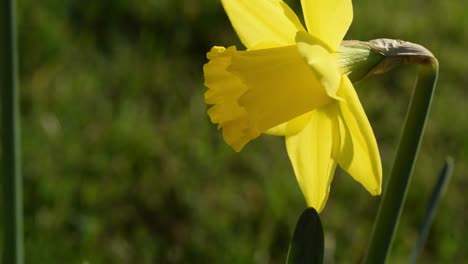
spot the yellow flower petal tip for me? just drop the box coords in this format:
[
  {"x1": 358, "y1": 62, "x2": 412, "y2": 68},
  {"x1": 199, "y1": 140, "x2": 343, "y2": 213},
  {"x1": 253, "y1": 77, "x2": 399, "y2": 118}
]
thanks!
[
  {"x1": 335, "y1": 76, "x2": 383, "y2": 197},
  {"x1": 285, "y1": 106, "x2": 339, "y2": 213},
  {"x1": 220, "y1": 0, "x2": 306, "y2": 48},
  {"x1": 301, "y1": 0, "x2": 353, "y2": 50}
]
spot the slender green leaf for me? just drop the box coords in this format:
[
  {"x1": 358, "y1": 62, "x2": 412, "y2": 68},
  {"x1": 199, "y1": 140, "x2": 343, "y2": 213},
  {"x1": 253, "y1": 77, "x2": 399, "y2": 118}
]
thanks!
[
  {"x1": 286, "y1": 208, "x2": 324, "y2": 264},
  {"x1": 410, "y1": 157, "x2": 454, "y2": 264},
  {"x1": 0, "y1": 0, "x2": 24, "y2": 263}
]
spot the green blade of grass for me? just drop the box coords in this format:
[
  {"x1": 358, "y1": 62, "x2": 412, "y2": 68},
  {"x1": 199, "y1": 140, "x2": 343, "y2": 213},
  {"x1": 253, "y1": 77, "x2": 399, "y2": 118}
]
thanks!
[
  {"x1": 410, "y1": 157, "x2": 454, "y2": 264},
  {"x1": 0, "y1": 0, "x2": 24, "y2": 263}
]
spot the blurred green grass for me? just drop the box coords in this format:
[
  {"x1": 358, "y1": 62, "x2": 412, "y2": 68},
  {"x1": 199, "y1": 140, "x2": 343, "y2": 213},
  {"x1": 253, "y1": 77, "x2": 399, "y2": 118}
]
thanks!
[{"x1": 5, "y1": 0, "x2": 467, "y2": 263}]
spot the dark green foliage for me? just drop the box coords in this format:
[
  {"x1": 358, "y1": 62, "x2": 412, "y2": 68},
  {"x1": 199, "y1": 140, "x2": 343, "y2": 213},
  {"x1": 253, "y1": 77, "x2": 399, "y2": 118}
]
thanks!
[{"x1": 287, "y1": 208, "x2": 324, "y2": 264}]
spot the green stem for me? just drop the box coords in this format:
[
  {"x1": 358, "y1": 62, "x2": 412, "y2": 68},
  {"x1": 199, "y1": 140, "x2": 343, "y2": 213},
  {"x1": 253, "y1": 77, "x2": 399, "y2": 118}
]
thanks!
[
  {"x1": 0, "y1": 0, "x2": 24, "y2": 263},
  {"x1": 363, "y1": 58, "x2": 438, "y2": 264}
]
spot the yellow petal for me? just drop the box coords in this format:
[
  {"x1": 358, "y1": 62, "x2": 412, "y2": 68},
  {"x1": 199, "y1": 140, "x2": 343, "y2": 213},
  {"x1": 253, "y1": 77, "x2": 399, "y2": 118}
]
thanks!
[
  {"x1": 265, "y1": 112, "x2": 312, "y2": 136},
  {"x1": 300, "y1": 0, "x2": 353, "y2": 50},
  {"x1": 285, "y1": 106, "x2": 340, "y2": 212},
  {"x1": 335, "y1": 76, "x2": 382, "y2": 195},
  {"x1": 204, "y1": 45, "x2": 333, "y2": 152},
  {"x1": 221, "y1": 0, "x2": 306, "y2": 49},
  {"x1": 296, "y1": 31, "x2": 342, "y2": 99}
]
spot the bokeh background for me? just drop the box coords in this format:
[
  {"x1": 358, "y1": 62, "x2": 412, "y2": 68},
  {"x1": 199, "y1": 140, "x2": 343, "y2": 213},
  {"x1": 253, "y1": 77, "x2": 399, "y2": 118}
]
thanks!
[{"x1": 7, "y1": 0, "x2": 467, "y2": 263}]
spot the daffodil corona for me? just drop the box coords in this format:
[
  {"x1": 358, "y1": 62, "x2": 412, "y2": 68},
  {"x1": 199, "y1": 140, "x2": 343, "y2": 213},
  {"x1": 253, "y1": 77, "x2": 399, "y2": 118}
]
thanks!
[{"x1": 203, "y1": 0, "x2": 382, "y2": 212}]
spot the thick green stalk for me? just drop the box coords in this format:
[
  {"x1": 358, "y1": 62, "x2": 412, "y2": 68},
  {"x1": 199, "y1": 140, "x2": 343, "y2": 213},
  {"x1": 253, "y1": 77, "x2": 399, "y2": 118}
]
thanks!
[
  {"x1": 363, "y1": 58, "x2": 438, "y2": 264},
  {"x1": 0, "y1": 0, "x2": 24, "y2": 263}
]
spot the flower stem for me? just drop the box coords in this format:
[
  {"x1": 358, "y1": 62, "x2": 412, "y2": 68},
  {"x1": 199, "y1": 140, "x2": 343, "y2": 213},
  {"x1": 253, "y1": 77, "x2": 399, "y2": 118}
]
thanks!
[
  {"x1": 0, "y1": 0, "x2": 24, "y2": 263},
  {"x1": 363, "y1": 56, "x2": 438, "y2": 264}
]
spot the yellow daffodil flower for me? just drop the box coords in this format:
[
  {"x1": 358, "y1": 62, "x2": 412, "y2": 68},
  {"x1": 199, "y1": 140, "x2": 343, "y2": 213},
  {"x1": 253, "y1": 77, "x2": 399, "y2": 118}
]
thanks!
[{"x1": 203, "y1": 0, "x2": 382, "y2": 212}]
